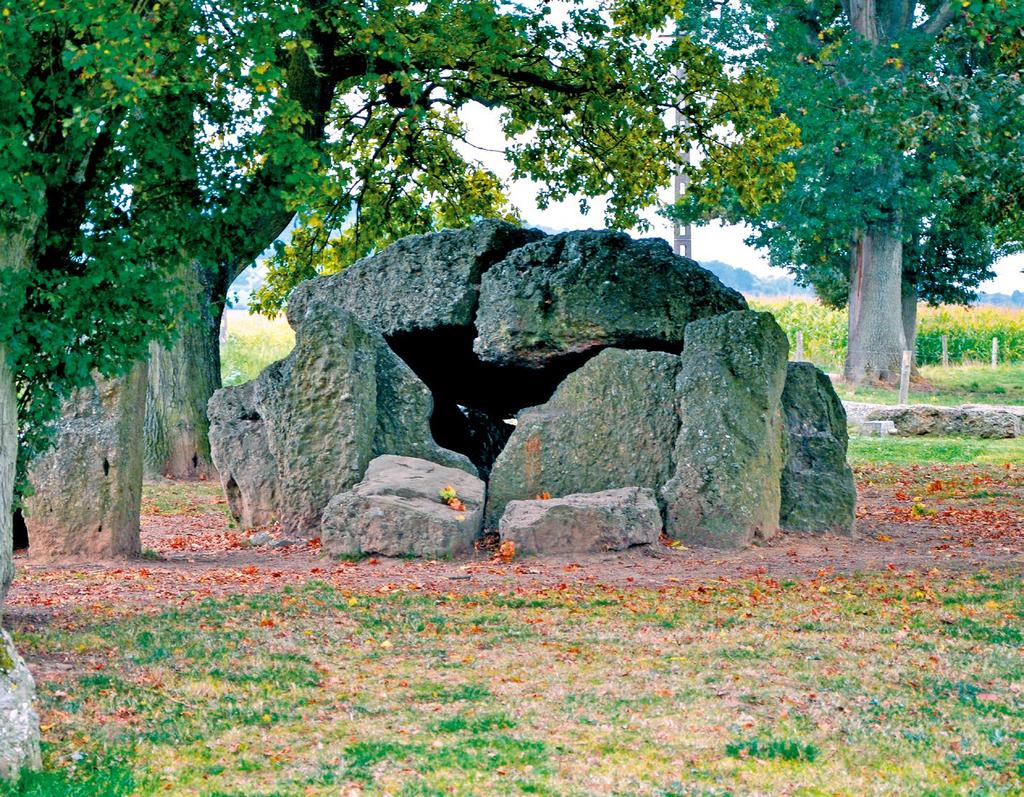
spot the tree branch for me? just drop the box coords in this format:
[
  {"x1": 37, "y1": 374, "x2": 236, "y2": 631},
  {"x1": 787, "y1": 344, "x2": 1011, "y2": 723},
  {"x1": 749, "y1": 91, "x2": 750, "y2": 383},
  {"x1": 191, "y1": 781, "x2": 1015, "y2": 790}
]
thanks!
[{"x1": 920, "y1": 1, "x2": 957, "y2": 37}]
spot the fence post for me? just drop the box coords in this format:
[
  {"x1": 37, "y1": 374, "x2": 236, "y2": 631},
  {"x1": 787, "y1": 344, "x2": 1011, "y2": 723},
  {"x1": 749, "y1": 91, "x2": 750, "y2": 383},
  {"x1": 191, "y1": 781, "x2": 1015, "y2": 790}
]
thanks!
[
  {"x1": 795, "y1": 331, "x2": 804, "y2": 362},
  {"x1": 898, "y1": 350, "x2": 912, "y2": 406},
  {"x1": 941, "y1": 335, "x2": 948, "y2": 368},
  {"x1": 992, "y1": 337, "x2": 999, "y2": 370}
]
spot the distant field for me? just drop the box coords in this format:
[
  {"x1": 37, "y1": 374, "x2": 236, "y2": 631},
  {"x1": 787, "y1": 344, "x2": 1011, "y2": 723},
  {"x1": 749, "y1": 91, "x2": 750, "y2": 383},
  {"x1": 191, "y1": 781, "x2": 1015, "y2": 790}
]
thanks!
[
  {"x1": 220, "y1": 309, "x2": 294, "y2": 386},
  {"x1": 848, "y1": 435, "x2": 1024, "y2": 466},
  {"x1": 751, "y1": 298, "x2": 1024, "y2": 371}
]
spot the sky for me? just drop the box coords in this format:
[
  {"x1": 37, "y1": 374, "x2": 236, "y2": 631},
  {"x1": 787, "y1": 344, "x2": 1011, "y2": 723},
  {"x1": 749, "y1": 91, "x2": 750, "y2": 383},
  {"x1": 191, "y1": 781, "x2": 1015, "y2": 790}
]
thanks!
[{"x1": 458, "y1": 105, "x2": 1024, "y2": 294}]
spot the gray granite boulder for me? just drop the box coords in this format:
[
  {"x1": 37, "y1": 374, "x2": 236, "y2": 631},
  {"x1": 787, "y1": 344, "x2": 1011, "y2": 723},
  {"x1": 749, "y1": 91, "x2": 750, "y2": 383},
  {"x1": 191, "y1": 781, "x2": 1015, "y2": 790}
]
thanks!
[
  {"x1": 208, "y1": 381, "x2": 280, "y2": 529},
  {"x1": 287, "y1": 220, "x2": 543, "y2": 333},
  {"x1": 865, "y1": 404, "x2": 1020, "y2": 439},
  {"x1": 210, "y1": 303, "x2": 473, "y2": 536},
  {"x1": 485, "y1": 348, "x2": 680, "y2": 527},
  {"x1": 780, "y1": 363, "x2": 856, "y2": 535},
  {"x1": 24, "y1": 366, "x2": 147, "y2": 561},
  {"x1": 662, "y1": 311, "x2": 789, "y2": 549},
  {"x1": 498, "y1": 487, "x2": 662, "y2": 555},
  {"x1": 0, "y1": 629, "x2": 41, "y2": 780},
  {"x1": 474, "y1": 230, "x2": 745, "y2": 369},
  {"x1": 321, "y1": 455, "x2": 485, "y2": 558}
]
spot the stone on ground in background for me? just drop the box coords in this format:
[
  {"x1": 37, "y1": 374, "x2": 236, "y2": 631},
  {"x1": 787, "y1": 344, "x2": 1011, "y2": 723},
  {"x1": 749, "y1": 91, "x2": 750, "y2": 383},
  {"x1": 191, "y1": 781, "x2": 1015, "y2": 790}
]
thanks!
[
  {"x1": 286, "y1": 220, "x2": 543, "y2": 332},
  {"x1": 24, "y1": 367, "x2": 147, "y2": 560},
  {"x1": 662, "y1": 310, "x2": 789, "y2": 549},
  {"x1": 498, "y1": 487, "x2": 662, "y2": 555},
  {"x1": 218, "y1": 301, "x2": 473, "y2": 538},
  {"x1": 208, "y1": 381, "x2": 279, "y2": 529},
  {"x1": 0, "y1": 629, "x2": 41, "y2": 780},
  {"x1": 780, "y1": 362, "x2": 856, "y2": 535},
  {"x1": 485, "y1": 348, "x2": 680, "y2": 527},
  {"x1": 474, "y1": 230, "x2": 746, "y2": 369},
  {"x1": 865, "y1": 404, "x2": 1020, "y2": 439},
  {"x1": 321, "y1": 455, "x2": 485, "y2": 558}
]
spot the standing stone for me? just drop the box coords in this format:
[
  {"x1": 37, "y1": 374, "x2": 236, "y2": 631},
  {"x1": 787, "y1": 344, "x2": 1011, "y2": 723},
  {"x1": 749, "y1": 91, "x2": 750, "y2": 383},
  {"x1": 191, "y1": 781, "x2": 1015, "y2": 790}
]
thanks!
[
  {"x1": 0, "y1": 630, "x2": 42, "y2": 780},
  {"x1": 24, "y1": 366, "x2": 147, "y2": 560},
  {"x1": 208, "y1": 381, "x2": 279, "y2": 529},
  {"x1": 485, "y1": 348, "x2": 680, "y2": 527},
  {"x1": 498, "y1": 487, "x2": 663, "y2": 555},
  {"x1": 286, "y1": 220, "x2": 544, "y2": 333},
  {"x1": 474, "y1": 230, "x2": 746, "y2": 369},
  {"x1": 321, "y1": 455, "x2": 485, "y2": 558},
  {"x1": 662, "y1": 311, "x2": 789, "y2": 549},
  {"x1": 780, "y1": 362, "x2": 856, "y2": 535},
  {"x1": 210, "y1": 302, "x2": 474, "y2": 535}
]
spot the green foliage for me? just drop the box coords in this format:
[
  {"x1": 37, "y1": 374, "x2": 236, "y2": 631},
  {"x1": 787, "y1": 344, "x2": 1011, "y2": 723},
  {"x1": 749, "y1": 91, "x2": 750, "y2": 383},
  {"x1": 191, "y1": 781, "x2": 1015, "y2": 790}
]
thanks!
[
  {"x1": 669, "y1": 0, "x2": 1024, "y2": 306},
  {"x1": 249, "y1": 0, "x2": 800, "y2": 315},
  {"x1": 725, "y1": 737, "x2": 819, "y2": 763}
]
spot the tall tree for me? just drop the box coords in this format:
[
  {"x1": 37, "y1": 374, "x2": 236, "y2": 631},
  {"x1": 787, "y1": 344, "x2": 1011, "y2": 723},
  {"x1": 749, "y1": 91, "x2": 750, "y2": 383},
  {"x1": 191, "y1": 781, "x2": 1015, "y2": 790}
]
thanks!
[
  {"x1": 669, "y1": 0, "x2": 1024, "y2": 383},
  {"x1": 145, "y1": 0, "x2": 799, "y2": 477}
]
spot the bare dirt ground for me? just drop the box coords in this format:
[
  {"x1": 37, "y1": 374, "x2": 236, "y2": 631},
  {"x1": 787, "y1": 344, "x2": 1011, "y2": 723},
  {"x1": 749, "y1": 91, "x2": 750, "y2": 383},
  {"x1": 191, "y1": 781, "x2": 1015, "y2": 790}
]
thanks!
[{"x1": 7, "y1": 463, "x2": 1023, "y2": 631}]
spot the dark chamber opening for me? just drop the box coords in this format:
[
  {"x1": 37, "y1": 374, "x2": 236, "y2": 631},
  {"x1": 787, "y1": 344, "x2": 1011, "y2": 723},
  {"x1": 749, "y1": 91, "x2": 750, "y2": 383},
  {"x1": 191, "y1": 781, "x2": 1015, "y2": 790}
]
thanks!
[
  {"x1": 13, "y1": 508, "x2": 28, "y2": 551},
  {"x1": 385, "y1": 325, "x2": 684, "y2": 475}
]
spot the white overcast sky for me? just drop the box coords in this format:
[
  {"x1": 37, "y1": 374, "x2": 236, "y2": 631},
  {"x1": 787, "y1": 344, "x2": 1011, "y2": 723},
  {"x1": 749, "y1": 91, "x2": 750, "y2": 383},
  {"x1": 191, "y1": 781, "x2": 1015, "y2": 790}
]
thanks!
[{"x1": 458, "y1": 104, "x2": 1024, "y2": 294}]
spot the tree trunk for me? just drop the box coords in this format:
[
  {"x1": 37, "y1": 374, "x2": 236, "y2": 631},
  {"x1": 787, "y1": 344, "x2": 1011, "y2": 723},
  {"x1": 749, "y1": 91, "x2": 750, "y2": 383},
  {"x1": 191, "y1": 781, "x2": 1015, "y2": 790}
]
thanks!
[
  {"x1": 0, "y1": 344, "x2": 15, "y2": 612},
  {"x1": 901, "y1": 278, "x2": 919, "y2": 370},
  {"x1": 845, "y1": 228, "x2": 907, "y2": 384},
  {"x1": 144, "y1": 260, "x2": 226, "y2": 480}
]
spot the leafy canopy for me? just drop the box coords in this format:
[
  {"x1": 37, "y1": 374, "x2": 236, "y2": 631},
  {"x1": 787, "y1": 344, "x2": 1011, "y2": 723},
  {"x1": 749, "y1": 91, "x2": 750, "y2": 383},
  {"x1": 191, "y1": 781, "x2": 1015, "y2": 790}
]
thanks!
[
  {"x1": 668, "y1": 0, "x2": 1024, "y2": 306},
  {"x1": 249, "y1": 0, "x2": 800, "y2": 314}
]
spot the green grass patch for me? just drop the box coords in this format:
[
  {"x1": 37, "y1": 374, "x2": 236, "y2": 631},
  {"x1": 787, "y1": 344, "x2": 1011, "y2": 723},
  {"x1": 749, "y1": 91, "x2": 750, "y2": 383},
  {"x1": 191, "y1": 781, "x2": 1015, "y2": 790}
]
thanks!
[
  {"x1": 220, "y1": 309, "x2": 294, "y2": 386},
  {"x1": 848, "y1": 435, "x2": 1024, "y2": 465}
]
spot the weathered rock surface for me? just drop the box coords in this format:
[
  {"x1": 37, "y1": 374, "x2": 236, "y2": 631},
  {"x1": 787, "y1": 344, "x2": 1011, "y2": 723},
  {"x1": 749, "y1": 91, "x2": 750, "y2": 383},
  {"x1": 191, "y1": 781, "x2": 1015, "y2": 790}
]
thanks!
[
  {"x1": 208, "y1": 382, "x2": 279, "y2": 529},
  {"x1": 485, "y1": 348, "x2": 680, "y2": 527},
  {"x1": 864, "y1": 404, "x2": 1020, "y2": 439},
  {"x1": 662, "y1": 311, "x2": 789, "y2": 549},
  {"x1": 474, "y1": 230, "x2": 746, "y2": 369},
  {"x1": 321, "y1": 455, "x2": 485, "y2": 558},
  {"x1": 24, "y1": 367, "x2": 147, "y2": 560},
  {"x1": 498, "y1": 487, "x2": 662, "y2": 555},
  {"x1": 780, "y1": 363, "x2": 856, "y2": 535},
  {"x1": 209, "y1": 303, "x2": 472, "y2": 535},
  {"x1": 287, "y1": 220, "x2": 543, "y2": 333},
  {"x1": 0, "y1": 629, "x2": 41, "y2": 780}
]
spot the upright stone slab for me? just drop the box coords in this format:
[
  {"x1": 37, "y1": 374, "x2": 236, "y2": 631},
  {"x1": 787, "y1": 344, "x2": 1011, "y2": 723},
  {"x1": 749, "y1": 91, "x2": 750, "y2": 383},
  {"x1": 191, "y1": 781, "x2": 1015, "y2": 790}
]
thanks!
[
  {"x1": 485, "y1": 348, "x2": 680, "y2": 527},
  {"x1": 474, "y1": 230, "x2": 746, "y2": 369},
  {"x1": 780, "y1": 362, "x2": 856, "y2": 535},
  {"x1": 208, "y1": 381, "x2": 280, "y2": 529},
  {"x1": 24, "y1": 366, "x2": 147, "y2": 560},
  {"x1": 210, "y1": 302, "x2": 473, "y2": 535},
  {"x1": 662, "y1": 311, "x2": 789, "y2": 549},
  {"x1": 287, "y1": 220, "x2": 544, "y2": 332}
]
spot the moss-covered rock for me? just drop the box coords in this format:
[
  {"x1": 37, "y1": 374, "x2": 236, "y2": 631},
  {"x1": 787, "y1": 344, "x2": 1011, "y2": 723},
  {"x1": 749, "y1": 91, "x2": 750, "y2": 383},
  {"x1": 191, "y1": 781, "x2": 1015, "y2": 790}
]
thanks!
[
  {"x1": 780, "y1": 362, "x2": 856, "y2": 535},
  {"x1": 485, "y1": 348, "x2": 680, "y2": 527},
  {"x1": 662, "y1": 311, "x2": 789, "y2": 549},
  {"x1": 0, "y1": 630, "x2": 41, "y2": 779}
]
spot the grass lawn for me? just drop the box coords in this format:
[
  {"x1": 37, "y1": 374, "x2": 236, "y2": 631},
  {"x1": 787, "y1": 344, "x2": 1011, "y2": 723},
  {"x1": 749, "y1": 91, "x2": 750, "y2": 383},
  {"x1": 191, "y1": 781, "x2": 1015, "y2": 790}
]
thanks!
[
  {"x1": 835, "y1": 364, "x2": 1024, "y2": 407},
  {"x1": 220, "y1": 310, "x2": 295, "y2": 387},
  {"x1": 848, "y1": 436, "x2": 1024, "y2": 466},
  {"x1": 6, "y1": 572, "x2": 1024, "y2": 797}
]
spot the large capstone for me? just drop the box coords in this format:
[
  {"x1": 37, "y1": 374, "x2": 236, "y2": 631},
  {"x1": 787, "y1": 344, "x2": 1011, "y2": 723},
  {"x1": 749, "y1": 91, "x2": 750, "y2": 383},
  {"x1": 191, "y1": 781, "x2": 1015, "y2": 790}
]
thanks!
[
  {"x1": 208, "y1": 302, "x2": 473, "y2": 536},
  {"x1": 485, "y1": 348, "x2": 680, "y2": 527},
  {"x1": 321, "y1": 455, "x2": 485, "y2": 558},
  {"x1": 287, "y1": 220, "x2": 543, "y2": 333},
  {"x1": 662, "y1": 311, "x2": 789, "y2": 549},
  {"x1": 474, "y1": 230, "x2": 746, "y2": 369},
  {"x1": 208, "y1": 381, "x2": 280, "y2": 529},
  {"x1": 0, "y1": 629, "x2": 42, "y2": 780},
  {"x1": 23, "y1": 367, "x2": 147, "y2": 561},
  {"x1": 498, "y1": 487, "x2": 663, "y2": 555},
  {"x1": 780, "y1": 362, "x2": 856, "y2": 535}
]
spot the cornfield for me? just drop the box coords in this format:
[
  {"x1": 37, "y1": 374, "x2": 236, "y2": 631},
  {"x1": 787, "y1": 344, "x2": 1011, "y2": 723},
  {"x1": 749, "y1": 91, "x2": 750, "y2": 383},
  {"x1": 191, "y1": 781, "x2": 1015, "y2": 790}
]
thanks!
[{"x1": 751, "y1": 299, "x2": 1024, "y2": 370}]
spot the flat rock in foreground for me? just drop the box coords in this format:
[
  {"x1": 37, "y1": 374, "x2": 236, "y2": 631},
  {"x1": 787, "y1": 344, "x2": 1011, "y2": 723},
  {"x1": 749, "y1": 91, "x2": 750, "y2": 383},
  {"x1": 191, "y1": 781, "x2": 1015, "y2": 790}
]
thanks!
[
  {"x1": 321, "y1": 455, "x2": 485, "y2": 558},
  {"x1": 499, "y1": 487, "x2": 663, "y2": 555}
]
